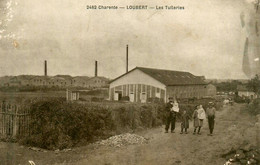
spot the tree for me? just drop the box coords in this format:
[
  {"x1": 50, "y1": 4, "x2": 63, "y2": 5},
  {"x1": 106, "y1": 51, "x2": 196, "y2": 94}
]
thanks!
[
  {"x1": 213, "y1": 80, "x2": 242, "y2": 92},
  {"x1": 247, "y1": 74, "x2": 260, "y2": 97}
]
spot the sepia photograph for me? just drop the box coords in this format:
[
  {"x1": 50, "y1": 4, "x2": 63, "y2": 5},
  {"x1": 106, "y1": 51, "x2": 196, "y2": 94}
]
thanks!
[{"x1": 0, "y1": 0, "x2": 260, "y2": 164}]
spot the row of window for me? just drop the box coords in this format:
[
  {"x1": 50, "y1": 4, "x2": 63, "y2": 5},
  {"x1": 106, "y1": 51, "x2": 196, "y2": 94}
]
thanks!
[
  {"x1": 114, "y1": 84, "x2": 206, "y2": 98},
  {"x1": 115, "y1": 84, "x2": 162, "y2": 96}
]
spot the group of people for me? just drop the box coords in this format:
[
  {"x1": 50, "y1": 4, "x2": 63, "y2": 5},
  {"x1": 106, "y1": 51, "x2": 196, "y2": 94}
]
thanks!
[{"x1": 165, "y1": 97, "x2": 216, "y2": 136}]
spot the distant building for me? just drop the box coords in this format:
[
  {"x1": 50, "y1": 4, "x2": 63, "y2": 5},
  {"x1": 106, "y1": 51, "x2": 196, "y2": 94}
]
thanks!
[
  {"x1": 16, "y1": 75, "x2": 33, "y2": 86},
  {"x1": 86, "y1": 76, "x2": 109, "y2": 88},
  {"x1": 205, "y1": 84, "x2": 217, "y2": 97},
  {"x1": 66, "y1": 89, "x2": 80, "y2": 101},
  {"x1": 71, "y1": 76, "x2": 90, "y2": 87},
  {"x1": 0, "y1": 75, "x2": 109, "y2": 89},
  {"x1": 47, "y1": 77, "x2": 68, "y2": 87},
  {"x1": 9, "y1": 77, "x2": 21, "y2": 86},
  {"x1": 237, "y1": 85, "x2": 257, "y2": 99},
  {"x1": 30, "y1": 76, "x2": 49, "y2": 86},
  {"x1": 109, "y1": 67, "x2": 208, "y2": 103},
  {"x1": 206, "y1": 84, "x2": 217, "y2": 97}
]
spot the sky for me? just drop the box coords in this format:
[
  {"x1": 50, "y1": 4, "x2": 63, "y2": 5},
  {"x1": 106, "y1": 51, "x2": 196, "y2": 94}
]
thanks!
[{"x1": 0, "y1": 0, "x2": 259, "y2": 79}]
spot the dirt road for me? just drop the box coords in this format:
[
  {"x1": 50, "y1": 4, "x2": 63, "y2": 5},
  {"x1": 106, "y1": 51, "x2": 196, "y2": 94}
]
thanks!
[{"x1": 0, "y1": 104, "x2": 259, "y2": 165}]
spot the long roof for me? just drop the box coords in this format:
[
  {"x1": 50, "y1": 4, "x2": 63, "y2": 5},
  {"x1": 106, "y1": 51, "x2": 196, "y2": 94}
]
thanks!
[{"x1": 110, "y1": 67, "x2": 207, "y2": 86}]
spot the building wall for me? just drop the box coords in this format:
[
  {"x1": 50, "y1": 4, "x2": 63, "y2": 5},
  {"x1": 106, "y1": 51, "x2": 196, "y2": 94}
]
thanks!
[
  {"x1": 238, "y1": 91, "x2": 257, "y2": 99},
  {"x1": 109, "y1": 69, "x2": 167, "y2": 102},
  {"x1": 71, "y1": 77, "x2": 87, "y2": 87},
  {"x1": 166, "y1": 85, "x2": 207, "y2": 99},
  {"x1": 86, "y1": 77, "x2": 109, "y2": 88},
  {"x1": 110, "y1": 69, "x2": 166, "y2": 89},
  {"x1": 20, "y1": 80, "x2": 30, "y2": 86},
  {"x1": 110, "y1": 84, "x2": 166, "y2": 103},
  {"x1": 47, "y1": 78, "x2": 67, "y2": 87},
  {"x1": 30, "y1": 77, "x2": 48, "y2": 86},
  {"x1": 206, "y1": 84, "x2": 217, "y2": 97}
]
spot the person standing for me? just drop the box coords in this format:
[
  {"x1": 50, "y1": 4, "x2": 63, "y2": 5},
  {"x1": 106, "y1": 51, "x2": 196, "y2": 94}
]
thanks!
[
  {"x1": 180, "y1": 110, "x2": 190, "y2": 134},
  {"x1": 192, "y1": 105, "x2": 200, "y2": 135},
  {"x1": 165, "y1": 97, "x2": 177, "y2": 133},
  {"x1": 206, "y1": 102, "x2": 216, "y2": 136},
  {"x1": 197, "y1": 105, "x2": 206, "y2": 134}
]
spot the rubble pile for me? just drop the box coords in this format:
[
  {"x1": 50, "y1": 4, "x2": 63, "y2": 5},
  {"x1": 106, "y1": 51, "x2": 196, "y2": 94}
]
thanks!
[
  {"x1": 223, "y1": 144, "x2": 260, "y2": 165},
  {"x1": 96, "y1": 133, "x2": 148, "y2": 147}
]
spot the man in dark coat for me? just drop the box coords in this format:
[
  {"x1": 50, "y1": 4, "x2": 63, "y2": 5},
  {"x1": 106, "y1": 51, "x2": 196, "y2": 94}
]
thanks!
[
  {"x1": 165, "y1": 97, "x2": 177, "y2": 133},
  {"x1": 206, "y1": 102, "x2": 216, "y2": 136}
]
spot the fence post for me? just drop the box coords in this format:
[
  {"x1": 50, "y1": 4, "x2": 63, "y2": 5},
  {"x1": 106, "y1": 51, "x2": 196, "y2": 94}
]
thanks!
[
  {"x1": 13, "y1": 104, "x2": 17, "y2": 137},
  {"x1": 0, "y1": 101, "x2": 2, "y2": 135}
]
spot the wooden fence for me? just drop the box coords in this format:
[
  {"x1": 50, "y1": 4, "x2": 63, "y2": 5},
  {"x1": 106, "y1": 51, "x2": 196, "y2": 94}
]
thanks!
[{"x1": 0, "y1": 101, "x2": 30, "y2": 138}]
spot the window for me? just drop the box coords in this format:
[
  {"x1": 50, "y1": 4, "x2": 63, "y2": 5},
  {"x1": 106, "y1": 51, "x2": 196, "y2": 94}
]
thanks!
[
  {"x1": 156, "y1": 88, "x2": 160, "y2": 93},
  {"x1": 130, "y1": 84, "x2": 134, "y2": 92},
  {"x1": 141, "y1": 84, "x2": 145, "y2": 92}
]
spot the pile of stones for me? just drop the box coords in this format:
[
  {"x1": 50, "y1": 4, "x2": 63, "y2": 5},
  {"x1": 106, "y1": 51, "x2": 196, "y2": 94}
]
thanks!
[
  {"x1": 96, "y1": 133, "x2": 148, "y2": 147},
  {"x1": 223, "y1": 144, "x2": 259, "y2": 165}
]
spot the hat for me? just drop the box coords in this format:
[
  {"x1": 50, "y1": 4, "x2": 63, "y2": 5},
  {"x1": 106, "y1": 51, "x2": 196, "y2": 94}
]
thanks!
[
  {"x1": 168, "y1": 97, "x2": 173, "y2": 100},
  {"x1": 208, "y1": 102, "x2": 214, "y2": 105}
]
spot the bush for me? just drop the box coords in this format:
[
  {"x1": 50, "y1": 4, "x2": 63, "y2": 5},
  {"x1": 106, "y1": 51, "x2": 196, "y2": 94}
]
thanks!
[
  {"x1": 18, "y1": 99, "x2": 165, "y2": 150},
  {"x1": 147, "y1": 97, "x2": 164, "y2": 103},
  {"x1": 91, "y1": 97, "x2": 104, "y2": 102},
  {"x1": 120, "y1": 96, "x2": 129, "y2": 101},
  {"x1": 234, "y1": 96, "x2": 249, "y2": 103},
  {"x1": 243, "y1": 98, "x2": 260, "y2": 115},
  {"x1": 84, "y1": 89, "x2": 108, "y2": 96}
]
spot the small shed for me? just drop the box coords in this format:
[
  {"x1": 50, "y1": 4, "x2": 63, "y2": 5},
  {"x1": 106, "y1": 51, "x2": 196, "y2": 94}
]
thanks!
[
  {"x1": 237, "y1": 85, "x2": 257, "y2": 99},
  {"x1": 66, "y1": 89, "x2": 80, "y2": 101}
]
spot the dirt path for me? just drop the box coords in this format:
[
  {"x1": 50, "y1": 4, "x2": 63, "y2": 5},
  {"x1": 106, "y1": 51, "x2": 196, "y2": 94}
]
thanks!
[{"x1": 0, "y1": 104, "x2": 259, "y2": 165}]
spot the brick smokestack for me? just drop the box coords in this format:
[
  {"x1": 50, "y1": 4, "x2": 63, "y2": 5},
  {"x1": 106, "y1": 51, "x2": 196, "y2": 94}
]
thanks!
[
  {"x1": 95, "y1": 61, "x2": 98, "y2": 77},
  {"x1": 44, "y1": 60, "x2": 47, "y2": 76},
  {"x1": 126, "y1": 45, "x2": 128, "y2": 73}
]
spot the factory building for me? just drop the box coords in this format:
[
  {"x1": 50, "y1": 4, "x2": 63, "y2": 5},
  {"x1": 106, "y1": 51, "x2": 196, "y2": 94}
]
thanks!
[{"x1": 109, "y1": 67, "x2": 208, "y2": 103}]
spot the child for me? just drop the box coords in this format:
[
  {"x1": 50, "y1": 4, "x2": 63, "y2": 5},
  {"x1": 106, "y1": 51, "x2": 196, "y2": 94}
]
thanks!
[
  {"x1": 192, "y1": 105, "x2": 201, "y2": 135},
  {"x1": 180, "y1": 110, "x2": 190, "y2": 134},
  {"x1": 197, "y1": 105, "x2": 206, "y2": 134},
  {"x1": 171, "y1": 100, "x2": 179, "y2": 113}
]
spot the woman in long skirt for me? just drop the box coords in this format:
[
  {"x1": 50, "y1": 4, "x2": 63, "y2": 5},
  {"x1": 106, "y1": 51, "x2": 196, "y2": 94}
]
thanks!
[{"x1": 192, "y1": 105, "x2": 202, "y2": 135}]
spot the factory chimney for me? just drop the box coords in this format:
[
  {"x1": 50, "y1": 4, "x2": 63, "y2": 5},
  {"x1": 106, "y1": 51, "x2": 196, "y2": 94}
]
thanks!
[
  {"x1": 126, "y1": 45, "x2": 128, "y2": 73},
  {"x1": 95, "y1": 61, "x2": 98, "y2": 77},
  {"x1": 44, "y1": 60, "x2": 47, "y2": 76}
]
